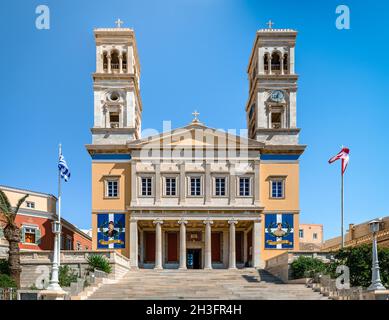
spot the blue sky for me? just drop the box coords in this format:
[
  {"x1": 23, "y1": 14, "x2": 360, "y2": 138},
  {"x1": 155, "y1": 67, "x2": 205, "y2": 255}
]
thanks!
[{"x1": 0, "y1": 0, "x2": 388, "y2": 240}]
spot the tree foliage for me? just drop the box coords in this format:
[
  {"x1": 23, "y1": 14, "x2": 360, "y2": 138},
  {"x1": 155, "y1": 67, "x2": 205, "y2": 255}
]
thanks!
[{"x1": 290, "y1": 256, "x2": 327, "y2": 279}]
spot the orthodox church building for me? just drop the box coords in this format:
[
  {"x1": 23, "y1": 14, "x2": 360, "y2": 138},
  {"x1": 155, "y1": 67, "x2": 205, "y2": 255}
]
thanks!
[{"x1": 86, "y1": 21, "x2": 305, "y2": 270}]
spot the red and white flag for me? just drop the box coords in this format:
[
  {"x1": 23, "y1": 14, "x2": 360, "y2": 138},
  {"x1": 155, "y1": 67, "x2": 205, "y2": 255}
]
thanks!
[{"x1": 328, "y1": 147, "x2": 350, "y2": 174}]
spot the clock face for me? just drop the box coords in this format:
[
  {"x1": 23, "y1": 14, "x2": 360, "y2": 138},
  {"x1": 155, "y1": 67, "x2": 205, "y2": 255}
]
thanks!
[{"x1": 270, "y1": 90, "x2": 284, "y2": 102}]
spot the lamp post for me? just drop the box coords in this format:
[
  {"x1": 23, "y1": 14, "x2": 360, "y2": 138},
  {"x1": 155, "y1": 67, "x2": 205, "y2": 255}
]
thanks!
[
  {"x1": 367, "y1": 219, "x2": 386, "y2": 291},
  {"x1": 46, "y1": 221, "x2": 63, "y2": 291}
]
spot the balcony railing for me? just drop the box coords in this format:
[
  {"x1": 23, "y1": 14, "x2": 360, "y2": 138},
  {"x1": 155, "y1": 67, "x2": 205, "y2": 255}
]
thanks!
[
  {"x1": 272, "y1": 123, "x2": 281, "y2": 129},
  {"x1": 110, "y1": 122, "x2": 119, "y2": 128}
]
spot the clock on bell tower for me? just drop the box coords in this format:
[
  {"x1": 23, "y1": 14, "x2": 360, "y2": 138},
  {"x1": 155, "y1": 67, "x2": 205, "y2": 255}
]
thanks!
[{"x1": 246, "y1": 22, "x2": 300, "y2": 146}]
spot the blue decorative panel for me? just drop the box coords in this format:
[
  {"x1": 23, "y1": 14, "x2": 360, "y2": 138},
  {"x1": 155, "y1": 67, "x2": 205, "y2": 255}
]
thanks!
[
  {"x1": 264, "y1": 213, "x2": 294, "y2": 249},
  {"x1": 97, "y1": 213, "x2": 126, "y2": 249}
]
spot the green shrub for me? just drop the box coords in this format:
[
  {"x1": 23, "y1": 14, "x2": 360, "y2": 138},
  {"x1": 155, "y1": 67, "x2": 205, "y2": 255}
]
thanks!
[
  {"x1": 290, "y1": 256, "x2": 327, "y2": 279},
  {"x1": 58, "y1": 265, "x2": 78, "y2": 287},
  {"x1": 0, "y1": 259, "x2": 10, "y2": 275},
  {"x1": 331, "y1": 244, "x2": 389, "y2": 288},
  {"x1": 87, "y1": 254, "x2": 112, "y2": 274},
  {"x1": 0, "y1": 274, "x2": 17, "y2": 288}
]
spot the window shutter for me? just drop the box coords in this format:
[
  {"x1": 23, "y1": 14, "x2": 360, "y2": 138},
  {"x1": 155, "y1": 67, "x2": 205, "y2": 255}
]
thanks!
[
  {"x1": 35, "y1": 228, "x2": 41, "y2": 245},
  {"x1": 21, "y1": 227, "x2": 25, "y2": 243}
]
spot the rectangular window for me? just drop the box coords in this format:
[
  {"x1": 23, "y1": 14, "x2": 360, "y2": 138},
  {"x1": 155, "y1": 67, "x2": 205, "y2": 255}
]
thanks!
[
  {"x1": 215, "y1": 177, "x2": 226, "y2": 196},
  {"x1": 271, "y1": 112, "x2": 282, "y2": 129},
  {"x1": 109, "y1": 112, "x2": 119, "y2": 128},
  {"x1": 26, "y1": 201, "x2": 35, "y2": 209},
  {"x1": 190, "y1": 177, "x2": 201, "y2": 196},
  {"x1": 24, "y1": 227, "x2": 36, "y2": 244},
  {"x1": 299, "y1": 229, "x2": 304, "y2": 239},
  {"x1": 65, "y1": 237, "x2": 73, "y2": 250},
  {"x1": 239, "y1": 177, "x2": 250, "y2": 196},
  {"x1": 165, "y1": 177, "x2": 177, "y2": 196},
  {"x1": 313, "y1": 233, "x2": 318, "y2": 240},
  {"x1": 76, "y1": 241, "x2": 82, "y2": 251},
  {"x1": 271, "y1": 180, "x2": 284, "y2": 198},
  {"x1": 141, "y1": 177, "x2": 152, "y2": 196},
  {"x1": 106, "y1": 180, "x2": 119, "y2": 198}
]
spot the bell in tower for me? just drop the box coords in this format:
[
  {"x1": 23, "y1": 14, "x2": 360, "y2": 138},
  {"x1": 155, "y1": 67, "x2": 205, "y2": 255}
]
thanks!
[
  {"x1": 246, "y1": 21, "x2": 300, "y2": 146},
  {"x1": 91, "y1": 20, "x2": 142, "y2": 145}
]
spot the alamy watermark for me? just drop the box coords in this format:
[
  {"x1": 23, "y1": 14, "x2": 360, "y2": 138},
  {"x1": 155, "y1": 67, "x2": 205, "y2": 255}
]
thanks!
[
  {"x1": 335, "y1": 5, "x2": 350, "y2": 30},
  {"x1": 35, "y1": 5, "x2": 50, "y2": 30}
]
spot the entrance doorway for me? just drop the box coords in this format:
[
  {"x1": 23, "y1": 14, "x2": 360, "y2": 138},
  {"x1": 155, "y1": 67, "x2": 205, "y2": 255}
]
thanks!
[{"x1": 187, "y1": 249, "x2": 201, "y2": 269}]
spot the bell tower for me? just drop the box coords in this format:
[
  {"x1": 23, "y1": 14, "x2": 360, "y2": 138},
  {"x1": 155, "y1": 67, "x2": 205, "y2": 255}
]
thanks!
[
  {"x1": 91, "y1": 20, "x2": 142, "y2": 144},
  {"x1": 246, "y1": 22, "x2": 300, "y2": 145}
]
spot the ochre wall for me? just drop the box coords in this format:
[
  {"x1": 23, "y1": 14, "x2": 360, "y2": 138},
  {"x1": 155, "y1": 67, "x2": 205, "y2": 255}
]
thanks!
[
  {"x1": 260, "y1": 162, "x2": 300, "y2": 262},
  {"x1": 91, "y1": 162, "x2": 131, "y2": 257}
]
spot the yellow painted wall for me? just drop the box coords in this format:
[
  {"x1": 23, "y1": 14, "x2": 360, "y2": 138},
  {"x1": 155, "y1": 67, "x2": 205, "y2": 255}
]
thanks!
[
  {"x1": 259, "y1": 162, "x2": 300, "y2": 262},
  {"x1": 1, "y1": 188, "x2": 56, "y2": 213},
  {"x1": 91, "y1": 162, "x2": 131, "y2": 257}
]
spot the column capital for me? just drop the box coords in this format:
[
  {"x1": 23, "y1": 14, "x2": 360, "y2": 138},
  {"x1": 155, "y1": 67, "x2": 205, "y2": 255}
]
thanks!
[
  {"x1": 203, "y1": 220, "x2": 214, "y2": 225},
  {"x1": 228, "y1": 219, "x2": 238, "y2": 225},
  {"x1": 153, "y1": 219, "x2": 164, "y2": 225},
  {"x1": 129, "y1": 217, "x2": 138, "y2": 223},
  {"x1": 178, "y1": 219, "x2": 188, "y2": 225}
]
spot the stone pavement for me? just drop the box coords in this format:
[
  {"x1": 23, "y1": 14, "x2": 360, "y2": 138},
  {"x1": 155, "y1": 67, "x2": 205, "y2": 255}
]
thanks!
[{"x1": 87, "y1": 268, "x2": 328, "y2": 300}]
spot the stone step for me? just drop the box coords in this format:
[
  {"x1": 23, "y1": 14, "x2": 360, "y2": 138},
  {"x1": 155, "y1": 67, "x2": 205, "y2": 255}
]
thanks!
[{"x1": 87, "y1": 269, "x2": 328, "y2": 300}]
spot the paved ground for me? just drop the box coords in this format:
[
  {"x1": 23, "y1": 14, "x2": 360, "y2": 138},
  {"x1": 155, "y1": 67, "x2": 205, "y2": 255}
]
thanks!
[{"x1": 88, "y1": 268, "x2": 327, "y2": 300}]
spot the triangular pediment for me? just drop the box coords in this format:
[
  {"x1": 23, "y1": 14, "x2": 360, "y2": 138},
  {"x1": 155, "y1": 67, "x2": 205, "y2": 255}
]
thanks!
[{"x1": 127, "y1": 122, "x2": 264, "y2": 150}]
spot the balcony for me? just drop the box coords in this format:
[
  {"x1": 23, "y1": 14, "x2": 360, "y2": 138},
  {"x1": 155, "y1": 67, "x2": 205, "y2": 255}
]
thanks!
[
  {"x1": 110, "y1": 122, "x2": 119, "y2": 128},
  {"x1": 271, "y1": 123, "x2": 281, "y2": 129}
]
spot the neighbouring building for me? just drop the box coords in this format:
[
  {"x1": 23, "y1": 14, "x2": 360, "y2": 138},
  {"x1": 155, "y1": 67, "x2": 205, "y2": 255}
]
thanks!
[
  {"x1": 298, "y1": 223, "x2": 323, "y2": 251},
  {"x1": 86, "y1": 23, "x2": 305, "y2": 269},
  {"x1": 0, "y1": 185, "x2": 92, "y2": 257},
  {"x1": 322, "y1": 216, "x2": 389, "y2": 251}
]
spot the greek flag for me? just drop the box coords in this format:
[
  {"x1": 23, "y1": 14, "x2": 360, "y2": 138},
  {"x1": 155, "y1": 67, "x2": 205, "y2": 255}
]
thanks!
[{"x1": 58, "y1": 154, "x2": 71, "y2": 182}]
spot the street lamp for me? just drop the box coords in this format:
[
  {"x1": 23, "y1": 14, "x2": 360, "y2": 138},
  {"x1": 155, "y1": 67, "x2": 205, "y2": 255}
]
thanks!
[
  {"x1": 46, "y1": 221, "x2": 63, "y2": 291},
  {"x1": 367, "y1": 219, "x2": 386, "y2": 291}
]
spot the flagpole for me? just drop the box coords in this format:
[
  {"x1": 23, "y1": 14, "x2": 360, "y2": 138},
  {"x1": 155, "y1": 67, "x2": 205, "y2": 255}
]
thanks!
[
  {"x1": 46, "y1": 143, "x2": 63, "y2": 291},
  {"x1": 57, "y1": 144, "x2": 62, "y2": 266},
  {"x1": 341, "y1": 164, "x2": 344, "y2": 249}
]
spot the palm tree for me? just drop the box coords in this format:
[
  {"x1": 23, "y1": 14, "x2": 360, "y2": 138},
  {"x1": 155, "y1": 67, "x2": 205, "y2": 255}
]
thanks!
[{"x1": 0, "y1": 190, "x2": 28, "y2": 287}]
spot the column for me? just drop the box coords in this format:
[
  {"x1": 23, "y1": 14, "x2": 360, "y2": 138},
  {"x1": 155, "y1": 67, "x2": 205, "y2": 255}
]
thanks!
[
  {"x1": 204, "y1": 163, "x2": 211, "y2": 204},
  {"x1": 179, "y1": 162, "x2": 185, "y2": 204},
  {"x1": 154, "y1": 163, "x2": 161, "y2": 204},
  {"x1": 268, "y1": 55, "x2": 272, "y2": 75},
  {"x1": 253, "y1": 160, "x2": 260, "y2": 206},
  {"x1": 228, "y1": 220, "x2": 238, "y2": 269},
  {"x1": 130, "y1": 161, "x2": 137, "y2": 206},
  {"x1": 252, "y1": 218, "x2": 263, "y2": 268},
  {"x1": 203, "y1": 220, "x2": 213, "y2": 269},
  {"x1": 178, "y1": 220, "x2": 187, "y2": 269},
  {"x1": 280, "y1": 55, "x2": 284, "y2": 75},
  {"x1": 153, "y1": 220, "x2": 163, "y2": 269},
  {"x1": 119, "y1": 54, "x2": 123, "y2": 73},
  {"x1": 228, "y1": 161, "x2": 236, "y2": 205},
  {"x1": 129, "y1": 218, "x2": 138, "y2": 268},
  {"x1": 107, "y1": 53, "x2": 112, "y2": 73}
]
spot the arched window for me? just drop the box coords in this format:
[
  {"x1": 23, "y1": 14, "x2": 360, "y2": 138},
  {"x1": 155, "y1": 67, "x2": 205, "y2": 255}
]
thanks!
[
  {"x1": 283, "y1": 54, "x2": 288, "y2": 73},
  {"x1": 122, "y1": 52, "x2": 127, "y2": 72},
  {"x1": 111, "y1": 50, "x2": 120, "y2": 71},
  {"x1": 271, "y1": 52, "x2": 281, "y2": 73},
  {"x1": 264, "y1": 54, "x2": 269, "y2": 73},
  {"x1": 103, "y1": 52, "x2": 108, "y2": 72}
]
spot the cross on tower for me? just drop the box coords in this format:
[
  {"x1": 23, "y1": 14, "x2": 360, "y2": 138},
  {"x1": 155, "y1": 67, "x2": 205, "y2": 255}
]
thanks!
[
  {"x1": 266, "y1": 20, "x2": 275, "y2": 29},
  {"x1": 192, "y1": 110, "x2": 200, "y2": 122},
  {"x1": 115, "y1": 18, "x2": 124, "y2": 28}
]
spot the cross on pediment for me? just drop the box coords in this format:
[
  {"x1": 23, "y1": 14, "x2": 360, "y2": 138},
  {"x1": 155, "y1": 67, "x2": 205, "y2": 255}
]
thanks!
[
  {"x1": 192, "y1": 110, "x2": 200, "y2": 122},
  {"x1": 115, "y1": 18, "x2": 124, "y2": 28},
  {"x1": 266, "y1": 20, "x2": 275, "y2": 29}
]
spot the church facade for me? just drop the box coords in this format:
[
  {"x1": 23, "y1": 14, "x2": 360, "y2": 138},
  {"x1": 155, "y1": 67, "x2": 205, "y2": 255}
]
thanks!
[{"x1": 86, "y1": 24, "x2": 305, "y2": 269}]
